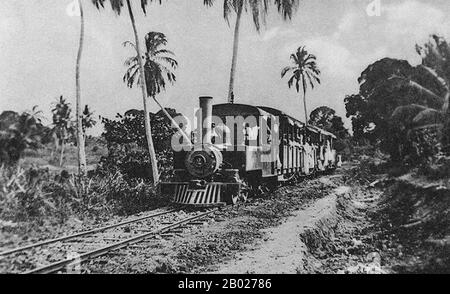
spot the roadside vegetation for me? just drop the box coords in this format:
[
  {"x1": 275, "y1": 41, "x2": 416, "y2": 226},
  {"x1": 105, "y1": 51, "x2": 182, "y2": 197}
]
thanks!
[
  {"x1": 345, "y1": 35, "x2": 450, "y2": 177},
  {"x1": 0, "y1": 103, "x2": 173, "y2": 236}
]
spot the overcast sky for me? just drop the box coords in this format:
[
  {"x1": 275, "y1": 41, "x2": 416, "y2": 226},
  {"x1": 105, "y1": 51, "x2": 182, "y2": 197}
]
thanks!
[{"x1": 1, "y1": 0, "x2": 450, "y2": 135}]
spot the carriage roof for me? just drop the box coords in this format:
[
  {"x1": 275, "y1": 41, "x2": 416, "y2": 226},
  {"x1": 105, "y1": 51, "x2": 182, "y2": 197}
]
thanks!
[
  {"x1": 213, "y1": 103, "x2": 271, "y2": 117},
  {"x1": 212, "y1": 103, "x2": 336, "y2": 139}
]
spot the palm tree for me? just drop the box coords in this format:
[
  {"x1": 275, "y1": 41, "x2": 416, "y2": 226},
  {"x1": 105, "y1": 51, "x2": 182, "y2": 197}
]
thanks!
[
  {"x1": 123, "y1": 32, "x2": 187, "y2": 145},
  {"x1": 52, "y1": 96, "x2": 73, "y2": 167},
  {"x1": 204, "y1": 0, "x2": 300, "y2": 103},
  {"x1": 390, "y1": 65, "x2": 449, "y2": 153},
  {"x1": 281, "y1": 46, "x2": 321, "y2": 124},
  {"x1": 76, "y1": 0, "x2": 87, "y2": 178},
  {"x1": 0, "y1": 106, "x2": 45, "y2": 164},
  {"x1": 91, "y1": 0, "x2": 161, "y2": 183},
  {"x1": 92, "y1": 0, "x2": 192, "y2": 183},
  {"x1": 82, "y1": 105, "x2": 97, "y2": 135},
  {"x1": 390, "y1": 37, "x2": 450, "y2": 145}
]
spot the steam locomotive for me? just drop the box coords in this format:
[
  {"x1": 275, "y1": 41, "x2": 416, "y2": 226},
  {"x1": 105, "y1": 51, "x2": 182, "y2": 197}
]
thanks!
[{"x1": 161, "y1": 96, "x2": 341, "y2": 206}]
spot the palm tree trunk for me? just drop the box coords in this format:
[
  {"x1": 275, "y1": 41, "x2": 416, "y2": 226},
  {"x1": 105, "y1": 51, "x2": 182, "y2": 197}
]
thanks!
[
  {"x1": 126, "y1": 0, "x2": 159, "y2": 184},
  {"x1": 52, "y1": 134, "x2": 58, "y2": 160},
  {"x1": 443, "y1": 91, "x2": 449, "y2": 114},
  {"x1": 151, "y1": 96, "x2": 191, "y2": 144},
  {"x1": 76, "y1": 0, "x2": 87, "y2": 178},
  {"x1": 443, "y1": 91, "x2": 450, "y2": 153},
  {"x1": 303, "y1": 91, "x2": 308, "y2": 125},
  {"x1": 59, "y1": 138, "x2": 65, "y2": 167},
  {"x1": 227, "y1": 3, "x2": 243, "y2": 103}
]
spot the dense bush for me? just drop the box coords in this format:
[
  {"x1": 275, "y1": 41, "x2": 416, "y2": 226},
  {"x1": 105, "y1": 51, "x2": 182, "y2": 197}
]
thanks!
[
  {"x1": 100, "y1": 108, "x2": 179, "y2": 183},
  {"x1": 0, "y1": 165, "x2": 169, "y2": 226},
  {"x1": 0, "y1": 110, "x2": 51, "y2": 164},
  {"x1": 345, "y1": 36, "x2": 450, "y2": 163}
]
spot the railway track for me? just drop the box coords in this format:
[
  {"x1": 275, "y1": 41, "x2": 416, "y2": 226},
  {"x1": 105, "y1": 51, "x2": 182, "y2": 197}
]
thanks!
[
  {"x1": 0, "y1": 208, "x2": 218, "y2": 274},
  {"x1": 0, "y1": 209, "x2": 178, "y2": 257}
]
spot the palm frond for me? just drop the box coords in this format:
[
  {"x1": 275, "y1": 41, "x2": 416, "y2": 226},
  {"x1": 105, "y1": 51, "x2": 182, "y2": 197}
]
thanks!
[
  {"x1": 281, "y1": 66, "x2": 293, "y2": 78},
  {"x1": 123, "y1": 30, "x2": 177, "y2": 97},
  {"x1": 203, "y1": 0, "x2": 215, "y2": 6},
  {"x1": 274, "y1": 0, "x2": 300, "y2": 20},
  {"x1": 91, "y1": 0, "x2": 162, "y2": 15},
  {"x1": 154, "y1": 56, "x2": 178, "y2": 69},
  {"x1": 247, "y1": 0, "x2": 269, "y2": 32},
  {"x1": 124, "y1": 56, "x2": 138, "y2": 67},
  {"x1": 412, "y1": 123, "x2": 444, "y2": 131},
  {"x1": 418, "y1": 64, "x2": 449, "y2": 90},
  {"x1": 91, "y1": 0, "x2": 124, "y2": 14},
  {"x1": 282, "y1": 46, "x2": 321, "y2": 95},
  {"x1": 387, "y1": 75, "x2": 444, "y2": 107},
  {"x1": 154, "y1": 49, "x2": 175, "y2": 56},
  {"x1": 216, "y1": 0, "x2": 299, "y2": 31},
  {"x1": 122, "y1": 40, "x2": 137, "y2": 51},
  {"x1": 413, "y1": 108, "x2": 443, "y2": 125},
  {"x1": 287, "y1": 74, "x2": 295, "y2": 89},
  {"x1": 391, "y1": 104, "x2": 431, "y2": 128}
]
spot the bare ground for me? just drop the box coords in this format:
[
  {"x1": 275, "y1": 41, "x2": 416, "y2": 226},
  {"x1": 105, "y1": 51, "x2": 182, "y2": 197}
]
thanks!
[{"x1": 213, "y1": 185, "x2": 347, "y2": 274}]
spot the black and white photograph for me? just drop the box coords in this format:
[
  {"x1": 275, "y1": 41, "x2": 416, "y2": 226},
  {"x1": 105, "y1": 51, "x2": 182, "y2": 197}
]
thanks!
[{"x1": 0, "y1": 0, "x2": 449, "y2": 279}]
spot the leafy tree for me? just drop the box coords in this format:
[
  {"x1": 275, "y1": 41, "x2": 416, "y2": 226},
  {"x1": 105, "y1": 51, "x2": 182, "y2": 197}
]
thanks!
[
  {"x1": 345, "y1": 36, "x2": 450, "y2": 160},
  {"x1": 0, "y1": 107, "x2": 46, "y2": 164},
  {"x1": 100, "y1": 108, "x2": 179, "y2": 182},
  {"x1": 308, "y1": 106, "x2": 335, "y2": 130},
  {"x1": 204, "y1": 0, "x2": 300, "y2": 103},
  {"x1": 281, "y1": 46, "x2": 321, "y2": 124},
  {"x1": 345, "y1": 58, "x2": 420, "y2": 159},
  {"x1": 309, "y1": 106, "x2": 348, "y2": 139},
  {"x1": 309, "y1": 106, "x2": 349, "y2": 153}
]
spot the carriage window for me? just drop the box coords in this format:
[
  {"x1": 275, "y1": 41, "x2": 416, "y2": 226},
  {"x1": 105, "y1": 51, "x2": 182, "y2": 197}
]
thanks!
[
  {"x1": 283, "y1": 126, "x2": 288, "y2": 142},
  {"x1": 260, "y1": 117, "x2": 272, "y2": 147},
  {"x1": 244, "y1": 123, "x2": 250, "y2": 146}
]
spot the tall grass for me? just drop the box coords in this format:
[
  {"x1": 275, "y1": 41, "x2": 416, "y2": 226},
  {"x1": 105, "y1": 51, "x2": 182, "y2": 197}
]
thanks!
[{"x1": 0, "y1": 165, "x2": 168, "y2": 229}]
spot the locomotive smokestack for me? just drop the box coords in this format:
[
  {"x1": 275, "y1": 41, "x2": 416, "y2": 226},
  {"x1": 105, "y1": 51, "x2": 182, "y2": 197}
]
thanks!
[{"x1": 199, "y1": 96, "x2": 213, "y2": 145}]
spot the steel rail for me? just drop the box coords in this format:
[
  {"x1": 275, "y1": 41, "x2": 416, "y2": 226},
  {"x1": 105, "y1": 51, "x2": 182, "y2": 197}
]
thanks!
[
  {"x1": 23, "y1": 209, "x2": 217, "y2": 274},
  {"x1": 0, "y1": 209, "x2": 178, "y2": 257}
]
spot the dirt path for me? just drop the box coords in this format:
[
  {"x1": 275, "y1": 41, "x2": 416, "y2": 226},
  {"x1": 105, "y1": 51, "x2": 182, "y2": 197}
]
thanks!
[{"x1": 214, "y1": 186, "x2": 348, "y2": 274}]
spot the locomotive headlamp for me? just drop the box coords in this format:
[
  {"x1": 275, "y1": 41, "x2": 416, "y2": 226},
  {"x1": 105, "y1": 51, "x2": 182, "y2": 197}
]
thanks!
[
  {"x1": 185, "y1": 145, "x2": 223, "y2": 178},
  {"x1": 193, "y1": 154, "x2": 207, "y2": 168}
]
